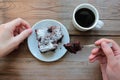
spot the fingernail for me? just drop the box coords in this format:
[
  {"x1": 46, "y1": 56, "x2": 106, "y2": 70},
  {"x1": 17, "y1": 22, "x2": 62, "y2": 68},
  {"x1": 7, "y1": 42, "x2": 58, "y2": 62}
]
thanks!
[
  {"x1": 95, "y1": 40, "x2": 100, "y2": 44},
  {"x1": 89, "y1": 55, "x2": 94, "y2": 60},
  {"x1": 27, "y1": 29, "x2": 32, "y2": 34},
  {"x1": 101, "y1": 42, "x2": 108, "y2": 48}
]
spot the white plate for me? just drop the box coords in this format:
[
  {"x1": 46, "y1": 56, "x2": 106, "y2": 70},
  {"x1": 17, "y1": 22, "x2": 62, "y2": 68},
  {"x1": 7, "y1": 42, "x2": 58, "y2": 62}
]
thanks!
[{"x1": 27, "y1": 19, "x2": 70, "y2": 62}]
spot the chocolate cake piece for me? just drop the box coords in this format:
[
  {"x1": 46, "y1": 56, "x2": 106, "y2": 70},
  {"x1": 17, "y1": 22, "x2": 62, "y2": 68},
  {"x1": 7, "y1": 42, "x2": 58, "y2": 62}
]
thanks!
[
  {"x1": 64, "y1": 41, "x2": 82, "y2": 54},
  {"x1": 64, "y1": 43, "x2": 76, "y2": 53},
  {"x1": 35, "y1": 26, "x2": 63, "y2": 53}
]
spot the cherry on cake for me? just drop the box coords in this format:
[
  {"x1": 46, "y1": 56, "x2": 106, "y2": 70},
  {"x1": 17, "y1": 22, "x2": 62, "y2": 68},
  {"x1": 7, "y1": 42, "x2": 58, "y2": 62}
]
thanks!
[{"x1": 35, "y1": 26, "x2": 63, "y2": 53}]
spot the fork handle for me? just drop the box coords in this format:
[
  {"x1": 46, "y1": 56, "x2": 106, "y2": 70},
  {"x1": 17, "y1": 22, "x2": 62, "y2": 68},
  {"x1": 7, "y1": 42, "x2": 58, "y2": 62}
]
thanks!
[{"x1": 83, "y1": 43, "x2": 112, "y2": 48}]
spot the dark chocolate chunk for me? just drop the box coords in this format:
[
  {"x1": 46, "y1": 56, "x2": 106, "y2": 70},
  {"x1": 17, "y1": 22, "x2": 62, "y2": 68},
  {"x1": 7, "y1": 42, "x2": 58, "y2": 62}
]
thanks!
[{"x1": 64, "y1": 41, "x2": 82, "y2": 54}]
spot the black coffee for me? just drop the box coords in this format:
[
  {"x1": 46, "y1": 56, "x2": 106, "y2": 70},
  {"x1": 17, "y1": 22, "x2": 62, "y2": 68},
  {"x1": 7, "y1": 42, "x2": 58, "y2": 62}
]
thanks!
[{"x1": 75, "y1": 8, "x2": 95, "y2": 28}]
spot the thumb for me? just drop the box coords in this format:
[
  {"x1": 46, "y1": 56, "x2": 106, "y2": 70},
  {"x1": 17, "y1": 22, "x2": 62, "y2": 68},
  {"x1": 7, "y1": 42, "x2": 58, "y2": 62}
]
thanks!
[
  {"x1": 14, "y1": 29, "x2": 32, "y2": 44},
  {"x1": 101, "y1": 42, "x2": 114, "y2": 61}
]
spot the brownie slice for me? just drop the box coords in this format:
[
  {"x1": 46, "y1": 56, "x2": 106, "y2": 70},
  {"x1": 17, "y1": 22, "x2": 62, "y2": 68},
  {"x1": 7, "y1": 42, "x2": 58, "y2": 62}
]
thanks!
[{"x1": 35, "y1": 26, "x2": 63, "y2": 53}]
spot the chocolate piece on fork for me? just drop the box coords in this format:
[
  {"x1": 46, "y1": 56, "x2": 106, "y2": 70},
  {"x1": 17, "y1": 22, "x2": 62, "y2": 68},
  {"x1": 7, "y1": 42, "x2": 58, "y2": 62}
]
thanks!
[{"x1": 64, "y1": 41, "x2": 82, "y2": 54}]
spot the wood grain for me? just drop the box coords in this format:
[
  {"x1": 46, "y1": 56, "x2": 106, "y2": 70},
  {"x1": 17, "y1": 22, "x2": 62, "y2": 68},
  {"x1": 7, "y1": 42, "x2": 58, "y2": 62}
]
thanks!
[
  {"x1": 0, "y1": 0, "x2": 120, "y2": 80},
  {"x1": 0, "y1": 0, "x2": 120, "y2": 35}
]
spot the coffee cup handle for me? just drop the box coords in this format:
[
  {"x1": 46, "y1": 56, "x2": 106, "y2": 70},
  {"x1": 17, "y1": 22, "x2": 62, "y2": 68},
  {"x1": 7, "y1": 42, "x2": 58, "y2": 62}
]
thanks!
[{"x1": 94, "y1": 20, "x2": 104, "y2": 30}]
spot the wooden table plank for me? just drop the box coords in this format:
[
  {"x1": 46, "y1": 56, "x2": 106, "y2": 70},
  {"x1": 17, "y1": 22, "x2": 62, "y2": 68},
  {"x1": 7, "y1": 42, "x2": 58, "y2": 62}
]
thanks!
[
  {"x1": 0, "y1": 58, "x2": 102, "y2": 80},
  {"x1": 2, "y1": 0, "x2": 120, "y2": 20},
  {"x1": 61, "y1": 19, "x2": 120, "y2": 36}
]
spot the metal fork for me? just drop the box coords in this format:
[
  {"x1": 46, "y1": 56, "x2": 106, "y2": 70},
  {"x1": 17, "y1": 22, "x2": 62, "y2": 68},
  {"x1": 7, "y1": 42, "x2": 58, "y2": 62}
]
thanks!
[{"x1": 82, "y1": 43, "x2": 112, "y2": 48}]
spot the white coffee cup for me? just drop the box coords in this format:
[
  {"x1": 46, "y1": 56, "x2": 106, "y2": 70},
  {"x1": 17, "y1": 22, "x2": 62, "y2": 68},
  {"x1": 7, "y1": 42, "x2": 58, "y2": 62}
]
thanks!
[{"x1": 72, "y1": 3, "x2": 104, "y2": 31}]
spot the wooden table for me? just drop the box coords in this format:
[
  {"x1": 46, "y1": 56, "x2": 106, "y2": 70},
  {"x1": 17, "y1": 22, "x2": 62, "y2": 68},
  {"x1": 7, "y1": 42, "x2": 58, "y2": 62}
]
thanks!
[{"x1": 0, "y1": 0, "x2": 120, "y2": 80}]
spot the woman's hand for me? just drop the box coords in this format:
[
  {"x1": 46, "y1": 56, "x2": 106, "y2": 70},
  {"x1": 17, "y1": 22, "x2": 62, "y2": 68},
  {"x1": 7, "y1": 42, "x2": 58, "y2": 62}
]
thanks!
[
  {"x1": 0, "y1": 18, "x2": 32, "y2": 57},
  {"x1": 89, "y1": 38, "x2": 120, "y2": 80}
]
